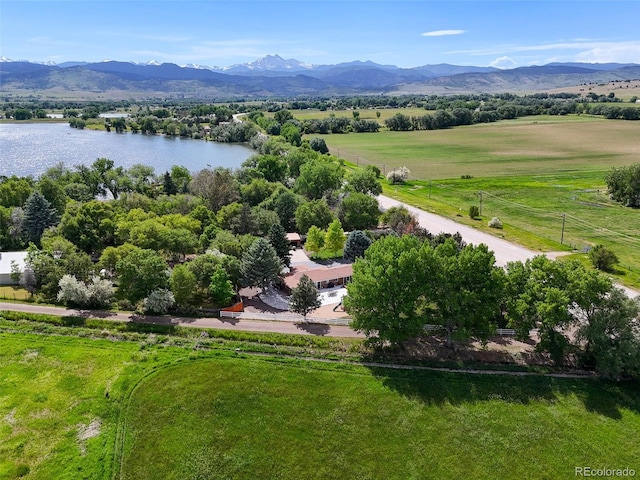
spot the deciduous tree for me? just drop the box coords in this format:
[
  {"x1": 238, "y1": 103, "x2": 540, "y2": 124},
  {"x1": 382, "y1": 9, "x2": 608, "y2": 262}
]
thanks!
[
  {"x1": 432, "y1": 240, "x2": 505, "y2": 347},
  {"x1": 295, "y1": 160, "x2": 343, "y2": 199},
  {"x1": 337, "y1": 192, "x2": 380, "y2": 231},
  {"x1": 170, "y1": 263, "x2": 198, "y2": 307},
  {"x1": 346, "y1": 168, "x2": 382, "y2": 196},
  {"x1": 116, "y1": 249, "x2": 168, "y2": 303},
  {"x1": 295, "y1": 199, "x2": 334, "y2": 234},
  {"x1": 209, "y1": 266, "x2": 236, "y2": 306},
  {"x1": 345, "y1": 235, "x2": 436, "y2": 345},
  {"x1": 324, "y1": 219, "x2": 346, "y2": 255},
  {"x1": 304, "y1": 226, "x2": 325, "y2": 254}
]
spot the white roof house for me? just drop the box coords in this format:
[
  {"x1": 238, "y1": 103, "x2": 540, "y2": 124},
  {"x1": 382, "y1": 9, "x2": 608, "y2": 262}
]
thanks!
[{"x1": 0, "y1": 251, "x2": 28, "y2": 285}]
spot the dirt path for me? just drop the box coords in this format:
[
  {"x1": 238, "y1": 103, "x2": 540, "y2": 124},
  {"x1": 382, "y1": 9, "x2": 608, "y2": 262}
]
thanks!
[{"x1": 378, "y1": 194, "x2": 546, "y2": 267}]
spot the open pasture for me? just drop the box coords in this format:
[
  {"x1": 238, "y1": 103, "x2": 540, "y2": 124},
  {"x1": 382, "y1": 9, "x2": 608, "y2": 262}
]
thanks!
[
  {"x1": 385, "y1": 172, "x2": 640, "y2": 285},
  {"x1": 2, "y1": 324, "x2": 640, "y2": 480},
  {"x1": 0, "y1": 333, "x2": 140, "y2": 480},
  {"x1": 318, "y1": 115, "x2": 640, "y2": 180},
  {"x1": 284, "y1": 107, "x2": 430, "y2": 122},
  {"x1": 120, "y1": 357, "x2": 640, "y2": 480},
  {"x1": 319, "y1": 115, "x2": 640, "y2": 286}
]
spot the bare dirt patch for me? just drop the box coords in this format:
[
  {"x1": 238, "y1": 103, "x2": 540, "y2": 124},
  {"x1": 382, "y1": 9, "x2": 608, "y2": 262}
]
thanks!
[{"x1": 77, "y1": 418, "x2": 101, "y2": 455}]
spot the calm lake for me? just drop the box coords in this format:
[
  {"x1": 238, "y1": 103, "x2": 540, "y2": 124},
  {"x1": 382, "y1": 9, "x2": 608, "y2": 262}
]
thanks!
[{"x1": 0, "y1": 123, "x2": 255, "y2": 178}]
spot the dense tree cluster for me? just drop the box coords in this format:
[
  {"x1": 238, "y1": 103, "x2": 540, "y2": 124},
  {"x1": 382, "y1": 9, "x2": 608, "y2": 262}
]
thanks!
[
  {"x1": 345, "y1": 232, "x2": 640, "y2": 379},
  {"x1": 606, "y1": 163, "x2": 640, "y2": 207},
  {"x1": 0, "y1": 132, "x2": 383, "y2": 313}
]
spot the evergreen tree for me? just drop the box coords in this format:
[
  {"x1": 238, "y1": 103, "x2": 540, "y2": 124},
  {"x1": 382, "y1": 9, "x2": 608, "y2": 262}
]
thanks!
[
  {"x1": 22, "y1": 191, "x2": 59, "y2": 244},
  {"x1": 289, "y1": 274, "x2": 322, "y2": 321},
  {"x1": 343, "y1": 230, "x2": 372, "y2": 262},
  {"x1": 163, "y1": 171, "x2": 177, "y2": 195},
  {"x1": 268, "y1": 223, "x2": 291, "y2": 267},
  {"x1": 241, "y1": 238, "x2": 283, "y2": 292}
]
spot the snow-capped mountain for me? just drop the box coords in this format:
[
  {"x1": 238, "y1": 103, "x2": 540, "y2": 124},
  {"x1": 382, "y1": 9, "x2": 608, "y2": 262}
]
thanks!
[
  {"x1": 224, "y1": 54, "x2": 314, "y2": 74},
  {"x1": 2, "y1": 54, "x2": 639, "y2": 99}
]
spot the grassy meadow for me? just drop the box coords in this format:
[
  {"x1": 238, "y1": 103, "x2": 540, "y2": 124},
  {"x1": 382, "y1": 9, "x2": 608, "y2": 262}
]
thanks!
[
  {"x1": 309, "y1": 114, "x2": 640, "y2": 287},
  {"x1": 316, "y1": 115, "x2": 640, "y2": 179},
  {"x1": 0, "y1": 333, "x2": 141, "y2": 480},
  {"x1": 3, "y1": 316, "x2": 640, "y2": 479},
  {"x1": 121, "y1": 358, "x2": 640, "y2": 480},
  {"x1": 0, "y1": 287, "x2": 30, "y2": 302}
]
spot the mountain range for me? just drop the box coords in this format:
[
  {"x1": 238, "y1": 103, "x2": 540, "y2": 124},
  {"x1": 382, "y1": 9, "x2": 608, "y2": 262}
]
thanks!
[{"x1": 1, "y1": 54, "x2": 639, "y2": 99}]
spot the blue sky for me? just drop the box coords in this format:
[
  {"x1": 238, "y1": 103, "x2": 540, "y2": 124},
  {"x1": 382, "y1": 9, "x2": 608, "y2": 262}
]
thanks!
[{"x1": 1, "y1": 1, "x2": 639, "y2": 68}]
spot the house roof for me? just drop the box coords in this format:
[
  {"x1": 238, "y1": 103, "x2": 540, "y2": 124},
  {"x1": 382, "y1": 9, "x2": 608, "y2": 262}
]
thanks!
[
  {"x1": 283, "y1": 264, "x2": 353, "y2": 290},
  {"x1": 0, "y1": 251, "x2": 28, "y2": 274}
]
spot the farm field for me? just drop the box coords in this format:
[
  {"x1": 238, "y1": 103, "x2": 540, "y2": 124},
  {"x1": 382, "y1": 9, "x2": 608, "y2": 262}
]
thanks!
[
  {"x1": 313, "y1": 115, "x2": 640, "y2": 287},
  {"x1": 3, "y1": 322, "x2": 640, "y2": 480},
  {"x1": 0, "y1": 287, "x2": 30, "y2": 302},
  {"x1": 120, "y1": 357, "x2": 640, "y2": 480},
  {"x1": 275, "y1": 106, "x2": 431, "y2": 122},
  {"x1": 315, "y1": 115, "x2": 640, "y2": 180}
]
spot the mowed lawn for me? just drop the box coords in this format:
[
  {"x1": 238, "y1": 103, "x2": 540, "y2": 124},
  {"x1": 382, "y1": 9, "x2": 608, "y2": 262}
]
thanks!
[{"x1": 120, "y1": 357, "x2": 640, "y2": 480}]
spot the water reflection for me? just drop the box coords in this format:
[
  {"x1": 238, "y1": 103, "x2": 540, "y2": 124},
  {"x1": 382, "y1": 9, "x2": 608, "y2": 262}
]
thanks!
[{"x1": 0, "y1": 123, "x2": 254, "y2": 178}]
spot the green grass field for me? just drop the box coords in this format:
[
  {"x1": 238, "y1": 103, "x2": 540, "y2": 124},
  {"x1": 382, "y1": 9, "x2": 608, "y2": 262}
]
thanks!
[
  {"x1": 0, "y1": 287, "x2": 30, "y2": 302},
  {"x1": 2, "y1": 319, "x2": 640, "y2": 480},
  {"x1": 317, "y1": 115, "x2": 640, "y2": 180},
  {"x1": 121, "y1": 358, "x2": 640, "y2": 480},
  {"x1": 314, "y1": 114, "x2": 640, "y2": 287},
  {"x1": 383, "y1": 171, "x2": 640, "y2": 288},
  {"x1": 0, "y1": 333, "x2": 141, "y2": 480},
  {"x1": 287, "y1": 107, "x2": 430, "y2": 123}
]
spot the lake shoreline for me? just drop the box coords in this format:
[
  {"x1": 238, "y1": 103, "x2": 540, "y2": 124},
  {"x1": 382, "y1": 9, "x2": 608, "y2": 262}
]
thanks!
[{"x1": 0, "y1": 122, "x2": 255, "y2": 178}]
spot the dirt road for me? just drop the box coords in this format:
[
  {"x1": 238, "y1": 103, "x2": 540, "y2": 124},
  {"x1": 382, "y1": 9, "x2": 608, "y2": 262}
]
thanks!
[{"x1": 377, "y1": 194, "x2": 639, "y2": 298}]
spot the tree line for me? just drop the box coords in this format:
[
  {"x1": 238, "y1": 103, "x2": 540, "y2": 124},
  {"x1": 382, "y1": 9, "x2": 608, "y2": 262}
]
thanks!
[{"x1": 344, "y1": 214, "x2": 640, "y2": 380}]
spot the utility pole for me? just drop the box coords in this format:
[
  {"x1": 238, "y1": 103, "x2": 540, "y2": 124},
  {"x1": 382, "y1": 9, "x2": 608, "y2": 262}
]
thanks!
[
  {"x1": 478, "y1": 191, "x2": 483, "y2": 216},
  {"x1": 560, "y1": 213, "x2": 566, "y2": 245},
  {"x1": 429, "y1": 180, "x2": 432, "y2": 199},
  {"x1": 383, "y1": 164, "x2": 386, "y2": 176}
]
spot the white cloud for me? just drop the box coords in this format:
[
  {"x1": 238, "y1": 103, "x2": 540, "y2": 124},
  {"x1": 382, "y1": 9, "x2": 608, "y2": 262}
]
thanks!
[
  {"x1": 421, "y1": 30, "x2": 465, "y2": 37},
  {"x1": 489, "y1": 56, "x2": 518, "y2": 69},
  {"x1": 575, "y1": 42, "x2": 640, "y2": 63},
  {"x1": 450, "y1": 40, "x2": 640, "y2": 61}
]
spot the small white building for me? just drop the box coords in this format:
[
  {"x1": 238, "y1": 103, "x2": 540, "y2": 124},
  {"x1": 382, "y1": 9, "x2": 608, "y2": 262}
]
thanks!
[{"x1": 0, "y1": 251, "x2": 28, "y2": 285}]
